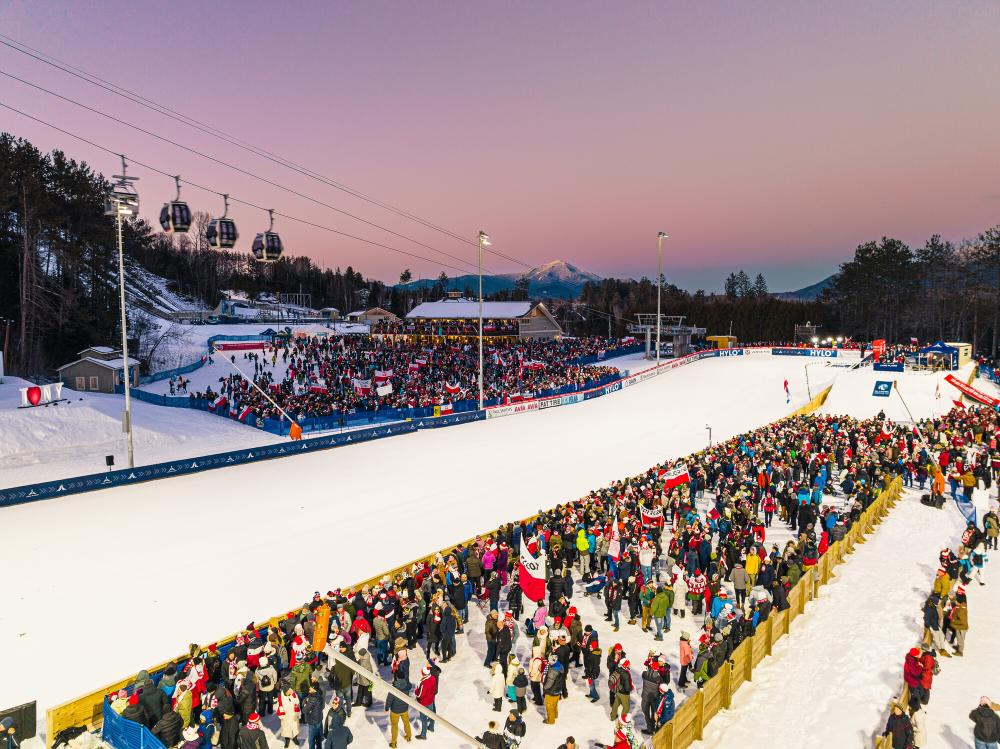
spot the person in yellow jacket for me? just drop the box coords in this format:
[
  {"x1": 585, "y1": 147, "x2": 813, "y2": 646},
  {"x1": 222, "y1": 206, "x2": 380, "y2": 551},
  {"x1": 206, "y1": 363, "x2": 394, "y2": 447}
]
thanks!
[
  {"x1": 576, "y1": 529, "x2": 592, "y2": 578},
  {"x1": 745, "y1": 548, "x2": 761, "y2": 587},
  {"x1": 960, "y1": 470, "x2": 976, "y2": 501}
]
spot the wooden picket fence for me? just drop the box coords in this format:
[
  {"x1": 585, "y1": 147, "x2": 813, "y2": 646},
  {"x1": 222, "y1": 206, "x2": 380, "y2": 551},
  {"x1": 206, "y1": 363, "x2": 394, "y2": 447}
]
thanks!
[{"x1": 650, "y1": 477, "x2": 903, "y2": 749}]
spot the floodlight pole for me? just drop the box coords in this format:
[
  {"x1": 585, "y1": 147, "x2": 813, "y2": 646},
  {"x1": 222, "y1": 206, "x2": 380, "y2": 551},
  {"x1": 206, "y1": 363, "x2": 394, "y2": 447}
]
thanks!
[
  {"x1": 478, "y1": 230, "x2": 490, "y2": 410},
  {"x1": 116, "y1": 204, "x2": 135, "y2": 469},
  {"x1": 657, "y1": 231, "x2": 667, "y2": 365}
]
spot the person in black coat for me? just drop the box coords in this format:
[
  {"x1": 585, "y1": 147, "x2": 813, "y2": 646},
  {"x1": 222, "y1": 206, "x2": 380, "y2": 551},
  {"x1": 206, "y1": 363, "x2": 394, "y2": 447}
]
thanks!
[
  {"x1": 138, "y1": 684, "x2": 170, "y2": 727},
  {"x1": 323, "y1": 724, "x2": 353, "y2": 749},
  {"x1": 238, "y1": 716, "x2": 268, "y2": 749},
  {"x1": 970, "y1": 697, "x2": 1000, "y2": 745},
  {"x1": 122, "y1": 696, "x2": 148, "y2": 728},
  {"x1": 881, "y1": 703, "x2": 914, "y2": 749},
  {"x1": 440, "y1": 606, "x2": 458, "y2": 662},
  {"x1": 485, "y1": 572, "x2": 502, "y2": 612},
  {"x1": 218, "y1": 713, "x2": 239, "y2": 749},
  {"x1": 151, "y1": 709, "x2": 183, "y2": 747}
]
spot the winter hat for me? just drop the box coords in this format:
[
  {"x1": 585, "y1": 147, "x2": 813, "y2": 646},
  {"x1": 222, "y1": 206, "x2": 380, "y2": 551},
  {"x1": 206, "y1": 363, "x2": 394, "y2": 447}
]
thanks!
[
  {"x1": 422, "y1": 665, "x2": 431, "y2": 676},
  {"x1": 659, "y1": 683, "x2": 670, "y2": 693},
  {"x1": 183, "y1": 727, "x2": 199, "y2": 742},
  {"x1": 680, "y1": 631, "x2": 691, "y2": 641}
]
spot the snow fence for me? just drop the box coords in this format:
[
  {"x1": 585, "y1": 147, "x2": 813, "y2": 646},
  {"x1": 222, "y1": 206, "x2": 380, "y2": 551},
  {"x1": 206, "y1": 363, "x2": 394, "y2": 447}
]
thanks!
[{"x1": 650, "y1": 477, "x2": 904, "y2": 749}]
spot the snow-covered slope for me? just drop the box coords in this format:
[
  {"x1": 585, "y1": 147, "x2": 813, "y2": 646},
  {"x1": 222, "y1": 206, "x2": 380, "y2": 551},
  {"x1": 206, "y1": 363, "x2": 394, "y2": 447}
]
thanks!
[
  {"x1": 0, "y1": 354, "x2": 836, "y2": 719},
  {"x1": 818, "y1": 363, "x2": 976, "y2": 421},
  {"x1": 0, "y1": 377, "x2": 284, "y2": 486}
]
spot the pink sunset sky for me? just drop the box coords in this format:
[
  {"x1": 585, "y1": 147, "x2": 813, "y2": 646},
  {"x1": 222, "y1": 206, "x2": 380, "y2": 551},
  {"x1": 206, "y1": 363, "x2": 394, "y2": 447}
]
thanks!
[{"x1": 1, "y1": 1, "x2": 998, "y2": 291}]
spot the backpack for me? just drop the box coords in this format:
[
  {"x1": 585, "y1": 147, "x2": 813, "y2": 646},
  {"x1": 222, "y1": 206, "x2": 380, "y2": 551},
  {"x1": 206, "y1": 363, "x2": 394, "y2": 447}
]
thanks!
[
  {"x1": 608, "y1": 670, "x2": 621, "y2": 695},
  {"x1": 258, "y1": 671, "x2": 273, "y2": 691}
]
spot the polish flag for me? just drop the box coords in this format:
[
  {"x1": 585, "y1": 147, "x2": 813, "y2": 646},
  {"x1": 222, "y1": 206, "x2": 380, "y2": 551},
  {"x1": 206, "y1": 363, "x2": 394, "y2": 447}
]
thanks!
[
  {"x1": 238, "y1": 405, "x2": 253, "y2": 421},
  {"x1": 440, "y1": 402, "x2": 453, "y2": 414},
  {"x1": 658, "y1": 464, "x2": 690, "y2": 490},
  {"x1": 875, "y1": 419, "x2": 894, "y2": 444},
  {"x1": 953, "y1": 399, "x2": 965, "y2": 410},
  {"x1": 518, "y1": 538, "x2": 546, "y2": 603},
  {"x1": 640, "y1": 505, "x2": 664, "y2": 527},
  {"x1": 608, "y1": 523, "x2": 622, "y2": 561},
  {"x1": 209, "y1": 394, "x2": 228, "y2": 411},
  {"x1": 444, "y1": 382, "x2": 461, "y2": 395}
]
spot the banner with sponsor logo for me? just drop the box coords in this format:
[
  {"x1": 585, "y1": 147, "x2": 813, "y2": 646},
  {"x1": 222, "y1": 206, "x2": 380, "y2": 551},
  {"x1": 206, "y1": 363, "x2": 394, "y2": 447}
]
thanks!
[{"x1": 771, "y1": 347, "x2": 838, "y2": 358}]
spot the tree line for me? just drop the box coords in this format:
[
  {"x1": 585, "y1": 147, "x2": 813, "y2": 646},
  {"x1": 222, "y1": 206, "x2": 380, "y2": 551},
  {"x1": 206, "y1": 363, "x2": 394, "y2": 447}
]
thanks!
[{"x1": 2, "y1": 132, "x2": 997, "y2": 378}]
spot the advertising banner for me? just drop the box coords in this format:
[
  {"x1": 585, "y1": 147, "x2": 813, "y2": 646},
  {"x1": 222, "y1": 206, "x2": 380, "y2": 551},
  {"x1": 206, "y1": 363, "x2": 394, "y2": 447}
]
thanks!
[
  {"x1": 771, "y1": 347, "x2": 838, "y2": 358},
  {"x1": 872, "y1": 380, "x2": 893, "y2": 397}
]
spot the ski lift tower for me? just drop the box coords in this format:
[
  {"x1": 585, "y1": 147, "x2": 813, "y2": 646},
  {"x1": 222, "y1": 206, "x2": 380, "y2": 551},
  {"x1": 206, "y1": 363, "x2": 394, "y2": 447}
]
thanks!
[{"x1": 629, "y1": 314, "x2": 705, "y2": 359}]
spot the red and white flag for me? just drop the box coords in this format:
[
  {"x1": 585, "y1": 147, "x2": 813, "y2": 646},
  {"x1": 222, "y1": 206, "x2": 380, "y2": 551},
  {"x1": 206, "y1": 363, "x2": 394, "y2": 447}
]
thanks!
[
  {"x1": 953, "y1": 399, "x2": 965, "y2": 410},
  {"x1": 440, "y1": 402, "x2": 453, "y2": 414},
  {"x1": 522, "y1": 360, "x2": 545, "y2": 371},
  {"x1": 209, "y1": 394, "x2": 228, "y2": 411},
  {"x1": 640, "y1": 505, "x2": 664, "y2": 527},
  {"x1": 352, "y1": 378, "x2": 372, "y2": 395},
  {"x1": 875, "y1": 419, "x2": 894, "y2": 444},
  {"x1": 373, "y1": 369, "x2": 394, "y2": 383},
  {"x1": 518, "y1": 538, "x2": 546, "y2": 603},
  {"x1": 238, "y1": 405, "x2": 253, "y2": 421},
  {"x1": 658, "y1": 464, "x2": 691, "y2": 490},
  {"x1": 444, "y1": 382, "x2": 461, "y2": 395}
]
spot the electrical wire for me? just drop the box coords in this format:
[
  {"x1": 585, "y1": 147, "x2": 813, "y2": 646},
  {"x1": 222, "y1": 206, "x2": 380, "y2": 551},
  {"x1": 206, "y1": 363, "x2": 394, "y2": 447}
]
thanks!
[
  {"x1": 0, "y1": 34, "x2": 534, "y2": 270},
  {"x1": 0, "y1": 100, "x2": 473, "y2": 275},
  {"x1": 0, "y1": 68, "x2": 492, "y2": 274}
]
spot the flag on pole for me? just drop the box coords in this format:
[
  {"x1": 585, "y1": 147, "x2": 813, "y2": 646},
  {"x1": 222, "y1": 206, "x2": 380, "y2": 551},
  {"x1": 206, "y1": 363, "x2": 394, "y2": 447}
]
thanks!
[
  {"x1": 518, "y1": 538, "x2": 546, "y2": 603},
  {"x1": 352, "y1": 378, "x2": 372, "y2": 395},
  {"x1": 784, "y1": 379, "x2": 790, "y2": 404},
  {"x1": 909, "y1": 337, "x2": 918, "y2": 345},
  {"x1": 608, "y1": 523, "x2": 622, "y2": 561},
  {"x1": 658, "y1": 464, "x2": 691, "y2": 490},
  {"x1": 953, "y1": 399, "x2": 965, "y2": 410},
  {"x1": 934, "y1": 381, "x2": 941, "y2": 400},
  {"x1": 238, "y1": 405, "x2": 253, "y2": 421}
]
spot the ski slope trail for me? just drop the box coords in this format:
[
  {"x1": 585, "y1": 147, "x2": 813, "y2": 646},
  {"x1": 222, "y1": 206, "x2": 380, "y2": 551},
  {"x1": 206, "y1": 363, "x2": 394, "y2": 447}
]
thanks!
[
  {"x1": 691, "y1": 490, "x2": 968, "y2": 749},
  {"x1": 0, "y1": 355, "x2": 832, "y2": 717}
]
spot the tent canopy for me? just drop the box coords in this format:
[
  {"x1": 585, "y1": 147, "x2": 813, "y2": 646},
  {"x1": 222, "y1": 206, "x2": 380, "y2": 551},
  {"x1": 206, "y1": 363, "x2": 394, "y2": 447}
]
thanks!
[{"x1": 918, "y1": 340, "x2": 957, "y2": 355}]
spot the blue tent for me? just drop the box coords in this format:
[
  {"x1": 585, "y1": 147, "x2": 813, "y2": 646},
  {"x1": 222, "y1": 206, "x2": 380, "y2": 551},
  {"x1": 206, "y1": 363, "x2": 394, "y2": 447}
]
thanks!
[{"x1": 916, "y1": 341, "x2": 958, "y2": 369}]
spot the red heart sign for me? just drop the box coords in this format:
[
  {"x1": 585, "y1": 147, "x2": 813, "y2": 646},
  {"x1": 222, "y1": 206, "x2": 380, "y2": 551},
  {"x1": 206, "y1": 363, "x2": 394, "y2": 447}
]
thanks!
[{"x1": 27, "y1": 386, "x2": 42, "y2": 406}]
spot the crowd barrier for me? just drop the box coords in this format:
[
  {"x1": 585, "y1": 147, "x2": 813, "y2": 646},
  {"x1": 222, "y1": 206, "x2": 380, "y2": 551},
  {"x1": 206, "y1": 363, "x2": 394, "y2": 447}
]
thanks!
[{"x1": 651, "y1": 477, "x2": 904, "y2": 749}]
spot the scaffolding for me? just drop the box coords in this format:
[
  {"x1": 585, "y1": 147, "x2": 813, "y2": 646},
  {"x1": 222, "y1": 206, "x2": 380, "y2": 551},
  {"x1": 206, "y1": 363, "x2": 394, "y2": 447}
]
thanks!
[{"x1": 628, "y1": 314, "x2": 706, "y2": 358}]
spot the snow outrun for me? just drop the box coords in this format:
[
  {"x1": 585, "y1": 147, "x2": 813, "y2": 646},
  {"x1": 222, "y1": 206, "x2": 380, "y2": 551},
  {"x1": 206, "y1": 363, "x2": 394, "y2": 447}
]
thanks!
[{"x1": 0, "y1": 353, "x2": 835, "y2": 716}]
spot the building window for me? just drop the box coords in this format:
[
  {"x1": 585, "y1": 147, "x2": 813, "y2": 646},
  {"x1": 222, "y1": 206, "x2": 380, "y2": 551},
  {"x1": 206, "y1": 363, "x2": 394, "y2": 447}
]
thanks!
[
  {"x1": 521, "y1": 318, "x2": 532, "y2": 324},
  {"x1": 89, "y1": 376, "x2": 99, "y2": 390},
  {"x1": 75, "y1": 376, "x2": 86, "y2": 390}
]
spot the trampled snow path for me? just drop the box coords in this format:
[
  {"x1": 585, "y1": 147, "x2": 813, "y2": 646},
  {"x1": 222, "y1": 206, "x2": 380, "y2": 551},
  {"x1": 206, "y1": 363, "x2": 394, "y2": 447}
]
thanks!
[
  {"x1": 921, "y1": 485, "x2": 1000, "y2": 749},
  {"x1": 0, "y1": 354, "x2": 834, "y2": 723},
  {"x1": 691, "y1": 489, "x2": 968, "y2": 749}
]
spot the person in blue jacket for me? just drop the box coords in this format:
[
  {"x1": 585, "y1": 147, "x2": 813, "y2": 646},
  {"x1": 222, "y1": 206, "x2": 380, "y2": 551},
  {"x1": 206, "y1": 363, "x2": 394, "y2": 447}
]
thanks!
[{"x1": 654, "y1": 684, "x2": 675, "y2": 727}]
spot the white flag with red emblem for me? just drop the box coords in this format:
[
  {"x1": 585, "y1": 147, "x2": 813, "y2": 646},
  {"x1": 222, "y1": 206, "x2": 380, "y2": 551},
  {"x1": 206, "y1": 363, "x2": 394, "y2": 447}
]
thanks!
[{"x1": 518, "y1": 538, "x2": 546, "y2": 603}]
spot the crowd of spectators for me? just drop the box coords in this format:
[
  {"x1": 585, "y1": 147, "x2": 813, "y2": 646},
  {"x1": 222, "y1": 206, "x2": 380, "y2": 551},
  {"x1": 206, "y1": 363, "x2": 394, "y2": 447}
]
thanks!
[{"x1": 190, "y1": 335, "x2": 634, "y2": 423}]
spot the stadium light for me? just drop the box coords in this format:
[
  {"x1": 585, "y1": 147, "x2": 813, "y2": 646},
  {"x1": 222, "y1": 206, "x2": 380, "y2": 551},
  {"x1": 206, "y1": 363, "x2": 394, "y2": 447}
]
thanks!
[
  {"x1": 105, "y1": 155, "x2": 139, "y2": 469},
  {"x1": 657, "y1": 232, "x2": 668, "y2": 365},
  {"x1": 811, "y1": 336, "x2": 819, "y2": 344},
  {"x1": 478, "y1": 230, "x2": 490, "y2": 410}
]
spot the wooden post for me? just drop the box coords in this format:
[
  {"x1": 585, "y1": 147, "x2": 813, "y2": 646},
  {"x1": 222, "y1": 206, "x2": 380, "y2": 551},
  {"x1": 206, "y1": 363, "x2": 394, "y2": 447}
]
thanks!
[
  {"x1": 695, "y1": 689, "x2": 706, "y2": 740},
  {"x1": 652, "y1": 720, "x2": 673, "y2": 749},
  {"x1": 721, "y1": 659, "x2": 733, "y2": 709},
  {"x1": 745, "y1": 635, "x2": 754, "y2": 683},
  {"x1": 766, "y1": 614, "x2": 774, "y2": 655}
]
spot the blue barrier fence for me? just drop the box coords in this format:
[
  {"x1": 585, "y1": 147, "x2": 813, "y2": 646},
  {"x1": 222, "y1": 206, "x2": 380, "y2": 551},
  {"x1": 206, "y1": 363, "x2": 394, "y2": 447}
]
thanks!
[
  {"x1": 978, "y1": 365, "x2": 1000, "y2": 386},
  {"x1": 139, "y1": 334, "x2": 276, "y2": 384},
  {"x1": 0, "y1": 414, "x2": 488, "y2": 508},
  {"x1": 102, "y1": 699, "x2": 165, "y2": 749}
]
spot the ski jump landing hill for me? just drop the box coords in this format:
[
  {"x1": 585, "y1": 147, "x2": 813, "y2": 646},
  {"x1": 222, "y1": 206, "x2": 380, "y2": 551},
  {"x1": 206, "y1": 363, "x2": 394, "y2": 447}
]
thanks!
[{"x1": 2, "y1": 347, "x2": 847, "y2": 737}]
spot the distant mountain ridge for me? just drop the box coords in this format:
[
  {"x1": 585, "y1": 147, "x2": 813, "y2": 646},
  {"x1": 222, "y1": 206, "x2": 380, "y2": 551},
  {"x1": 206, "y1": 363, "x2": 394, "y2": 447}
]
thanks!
[
  {"x1": 773, "y1": 274, "x2": 837, "y2": 301},
  {"x1": 396, "y1": 259, "x2": 601, "y2": 299}
]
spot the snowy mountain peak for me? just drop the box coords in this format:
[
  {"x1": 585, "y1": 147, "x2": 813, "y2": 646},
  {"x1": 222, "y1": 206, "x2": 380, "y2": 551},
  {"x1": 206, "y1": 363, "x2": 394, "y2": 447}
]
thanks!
[{"x1": 521, "y1": 260, "x2": 601, "y2": 284}]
